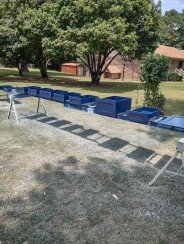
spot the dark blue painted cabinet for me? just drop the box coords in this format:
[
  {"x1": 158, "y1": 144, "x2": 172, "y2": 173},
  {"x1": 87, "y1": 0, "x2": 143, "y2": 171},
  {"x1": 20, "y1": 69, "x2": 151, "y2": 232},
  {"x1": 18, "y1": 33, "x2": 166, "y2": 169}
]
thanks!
[
  {"x1": 28, "y1": 86, "x2": 41, "y2": 96},
  {"x1": 53, "y1": 92, "x2": 81, "y2": 103},
  {"x1": 95, "y1": 96, "x2": 132, "y2": 118},
  {"x1": 118, "y1": 106, "x2": 161, "y2": 124},
  {"x1": 69, "y1": 95, "x2": 97, "y2": 109}
]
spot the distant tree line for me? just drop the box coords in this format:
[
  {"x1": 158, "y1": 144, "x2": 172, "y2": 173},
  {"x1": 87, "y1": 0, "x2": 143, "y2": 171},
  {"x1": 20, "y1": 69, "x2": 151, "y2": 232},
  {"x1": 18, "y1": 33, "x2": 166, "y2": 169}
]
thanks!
[{"x1": 0, "y1": 0, "x2": 182, "y2": 84}]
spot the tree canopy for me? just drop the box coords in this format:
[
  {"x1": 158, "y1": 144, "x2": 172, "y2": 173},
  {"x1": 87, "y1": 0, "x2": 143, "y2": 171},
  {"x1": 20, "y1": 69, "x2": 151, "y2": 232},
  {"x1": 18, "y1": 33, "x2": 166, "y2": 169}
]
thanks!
[
  {"x1": 0, "y1": 0, "x2": 161, "y2": 83},
  {"x1": 0, "y1": 1, "x2": 31, "y2": 75},
  {"x1": 160, "y1": 10, "x2": 184, "y2": 49},
  {"x1": 55, "y1": 0, "x2": 161, "y2": 84},
  {"x1": 0, "y1": 0, "x2": 58, "y2": 78}
]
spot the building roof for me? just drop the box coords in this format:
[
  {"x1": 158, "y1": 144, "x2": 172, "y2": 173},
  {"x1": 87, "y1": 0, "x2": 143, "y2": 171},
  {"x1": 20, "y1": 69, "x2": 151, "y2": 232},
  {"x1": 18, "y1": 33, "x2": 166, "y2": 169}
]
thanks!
[
  {"x1": 62, "y1": 62, "x2": 80, "y2": 67},
  {"x1": 107, "y1": 65, "x2": 121, "y2": 74},
  {"x1": 155, "y1": 45, "x2": 184, "y2": 60}
]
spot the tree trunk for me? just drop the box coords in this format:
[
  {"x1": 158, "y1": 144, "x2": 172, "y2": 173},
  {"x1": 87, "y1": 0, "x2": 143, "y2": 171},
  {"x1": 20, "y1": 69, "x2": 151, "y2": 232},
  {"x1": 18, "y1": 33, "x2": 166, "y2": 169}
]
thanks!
[
  {"x1": 82, "y1": 50, "x2": 118, "y2": 85},
  {"x1": 21, "y1": 59, "x2": 29, "y2": 72},
  {"x1": 91, "y1": 71, "x2": 101, "y2": 85},
  {"x1": 122, "y1": 63, "x2": 126, "y2": 81},
  {"x1": 39, "y1": 62, "x2": 48, "y2": 79},
  {"x1": 18, "y1": 67, "x2": 23, "y2": 76},
  {"x1": 35, "y1": 42, "x2": 48, "y2": 79},
  {"x1": 37, "y1": 55, "x2": 48, "y2": 79},
  {"x1": 17, "y1": 62, "x2": 23, "y2": 76},
  {"x1": 40, "y1": 67, "x2": 48, "y2": 79}
]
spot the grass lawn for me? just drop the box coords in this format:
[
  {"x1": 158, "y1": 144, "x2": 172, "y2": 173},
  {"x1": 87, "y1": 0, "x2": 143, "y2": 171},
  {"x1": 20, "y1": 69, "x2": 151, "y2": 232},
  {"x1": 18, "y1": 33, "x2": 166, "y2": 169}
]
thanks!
[
  {"x1": 0, "y1": 67, "x2": 184, "y2": 115},
  {"x1": 0, "y1": 95, "x2": 184, "y2": 243}
]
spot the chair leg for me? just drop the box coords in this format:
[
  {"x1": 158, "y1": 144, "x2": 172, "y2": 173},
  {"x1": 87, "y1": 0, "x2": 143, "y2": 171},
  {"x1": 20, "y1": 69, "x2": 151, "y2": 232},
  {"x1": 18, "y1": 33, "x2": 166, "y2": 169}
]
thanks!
[
  {"x1": 12, "y1": 100, "x2": 19, "y2": 123},
  {"x1": 7, "y1": 99, "x2": 20, "y2": 123},
  {"x1": 8, "y1": 101, "x2": 13, "y2": 119},
  {"x1": 149, "y1": 150, "x2": 180, "y2": 186},
  {"x1": 37, "y1": 98, "x2": 47, "y2": 115},
  {"x1": 178, "y1": 152, "x2": 184, "y2": 172},
  {"x1": 37, "y1": 97, "x2": 40, "y2": 113},
  {"x1": 41, "y1": 99, "x2": 47, "y2": 115}
]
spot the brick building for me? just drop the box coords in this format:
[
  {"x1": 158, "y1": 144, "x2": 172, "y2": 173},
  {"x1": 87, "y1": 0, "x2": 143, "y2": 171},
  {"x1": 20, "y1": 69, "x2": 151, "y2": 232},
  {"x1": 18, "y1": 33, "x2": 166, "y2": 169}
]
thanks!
[
  {"x1": 155, "y1": 45, "x2": 184, "y2": 70},
  {"x1": 61, "y1": 45, "x2": 184, "y2": 80}
]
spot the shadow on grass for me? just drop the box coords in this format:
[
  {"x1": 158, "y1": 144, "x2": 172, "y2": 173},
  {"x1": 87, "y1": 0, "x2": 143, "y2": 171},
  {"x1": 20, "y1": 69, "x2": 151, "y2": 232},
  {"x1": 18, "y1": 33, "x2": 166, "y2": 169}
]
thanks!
[
  {"x1": 99, "y1": 138, "x2": 129, "y2": 151},
  {"x1": 49, "y1": 80, "x2": 141, "y2": 94},
  {"x1": 0, "y1": 77, "x2": 141, "y2": 95},
  {"x1": 0, "y1": 67, "x2": 141, "y2": 94},
  {"x1": 1, "y1": 154, "x2": 184, "y2": 243},
  {"x1": 26, "y1": 113, "x2": 183, "y2": 171},
  {"x1": 136, "y1": 127, "x2": 179, "y2": 143},
  {"x1": 127, "y1": 147, "x2": 155, "y2": 162},
  {"x1": 0, "y1": 156, "x2": 130, "y2": 243},
  {"x1": 165, "y1": 99, "x2": 184, "y2": 116}
]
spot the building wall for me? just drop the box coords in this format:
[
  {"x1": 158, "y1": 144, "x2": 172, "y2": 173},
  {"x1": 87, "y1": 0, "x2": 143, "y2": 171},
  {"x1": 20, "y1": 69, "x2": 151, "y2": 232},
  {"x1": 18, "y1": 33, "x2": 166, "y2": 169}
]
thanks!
[
  {"x1": 171, "y1": 60, "x2": 178, "y2": 70},
  {"x1": 77, "y1": 66, "x2": 84, "y2": 76},
  {"x1": 61, "y1": 65, "x2": 77, "y2": 75},
  {"x1": 69, "y1": 56, "x2": 184, "y2": 80},
  {"x1": 105, "y1": 53, "x2": 141, "y2": 80},
  {"x1": 104, "y1": 72, "x2": 121, "y2": 79},
  {"x1": 171, "y1": 59, "x2": 184, "y2": 70}
]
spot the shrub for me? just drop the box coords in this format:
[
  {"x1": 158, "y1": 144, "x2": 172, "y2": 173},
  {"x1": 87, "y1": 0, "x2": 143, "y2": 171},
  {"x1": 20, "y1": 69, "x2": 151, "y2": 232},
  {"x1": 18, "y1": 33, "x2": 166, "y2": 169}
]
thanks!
[
  {"x1": 144, "y1": 91, "x2": 166, "y2": 110},
  {"x1": 141, "y1": 54, "x2": 171, "y2": 110},
  {"x1": 167, "y1": 72, "x2": 183, "y2": 81}
]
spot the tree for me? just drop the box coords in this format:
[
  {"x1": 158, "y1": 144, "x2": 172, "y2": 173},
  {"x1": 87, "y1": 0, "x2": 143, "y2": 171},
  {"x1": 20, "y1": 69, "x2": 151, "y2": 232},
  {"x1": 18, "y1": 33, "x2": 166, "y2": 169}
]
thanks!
[
  {"x1": 141, "y1": 54, "x2": 171, "y2": 110},
  {"x1": 160, "y1": 10, "x2": 184, "y2": 49},
  {"x1": 55, "y1": 0, "x2": 161, "y2": 84},
  {"x1": 22, "y1": 4, "x2": 56, "y2": 78},
  {"x1": 0, "y1": 1, "x2": 31, "y2": 75},
  {"x1": 176, "y1": 10, "x2": 184, "y2": 49},
  {"x1": 0, "y1": 0, "x2": 57, "y2": 78}
]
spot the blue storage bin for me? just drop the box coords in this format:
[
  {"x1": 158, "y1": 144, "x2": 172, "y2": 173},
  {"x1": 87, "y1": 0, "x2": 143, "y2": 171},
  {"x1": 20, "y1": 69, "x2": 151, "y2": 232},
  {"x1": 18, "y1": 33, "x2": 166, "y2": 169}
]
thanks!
[
  {"x1": 16, "y1": 87, "x2": 28, "y2": 94},
  {"x1": 69, "y1": 95, "x2": 97, "y2": 108},
  {"x1": 16, "y1": 86, "x2": 38, "y2": 95},
  {"x1": 52, "y1": 90, "x2": 68, "y2": 103},
  {"x1": 149, "y1": 115, "x2": 184, "y2": 132},
  {"x1": 28, "y1": 86, "x2": 41, "y2": 96},
  {"x1": 53, "y1": 92, "x2": 80, "y2": 103},
  {"x1": 95, "y1": 96, "x2": 132, "y2": 118},
  {"x1": 0, "y1": 85, "x2": 6, "y2": 90},
  {"x1": 118, "y1": 106, "x2": 161, "y2": 125},
  {"x1": 149, "y1": 116, "x2": 166, "y2": 127},
  {"x1": 39, "y1": 88, "x2": 54, "y2": 100},
  {"x1": 0, "y1": 85, "x2": 14, "y2": 92},
  {"x1": 54, "y1": 89, "x2": 68, "y2": 94}
]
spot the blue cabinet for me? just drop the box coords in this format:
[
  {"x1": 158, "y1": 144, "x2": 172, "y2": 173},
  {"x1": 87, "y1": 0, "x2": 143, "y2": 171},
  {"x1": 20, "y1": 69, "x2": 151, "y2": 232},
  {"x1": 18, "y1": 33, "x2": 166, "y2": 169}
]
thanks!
[
  {"x1": 149, "y1": 115, "x2": 184, "y2": 132},
  {"x1": 69, "y1": 95, "x2": 97, "y2": 109},
  {"x1": 95, "y1": 96, "x2": 132, "y2": 118},
  {"x1": 39, "y1": 88, "x2": 54, "y2": 100},
  {"x1": 0, "y1": 85, "x2": 14, "y2": 92},
  {"x1": 118, "y1": 106, "x2": 161, "y2": 124},
  {"x1": 28, "y1": 86, "x2": 41, "y2": 96},
  {"x1": 16, "y1": 86, "x2": 38, "y2": 95},
  {"x1": 53, "y1": 92, "x2": 80, "y2": 103}
]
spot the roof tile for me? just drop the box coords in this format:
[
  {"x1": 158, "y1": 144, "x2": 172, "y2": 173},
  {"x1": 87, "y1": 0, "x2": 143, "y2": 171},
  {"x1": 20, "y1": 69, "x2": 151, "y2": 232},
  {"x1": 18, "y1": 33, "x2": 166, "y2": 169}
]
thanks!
[{"x1": 155, "y1": 45, "x2": 184, "y2": 60}]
